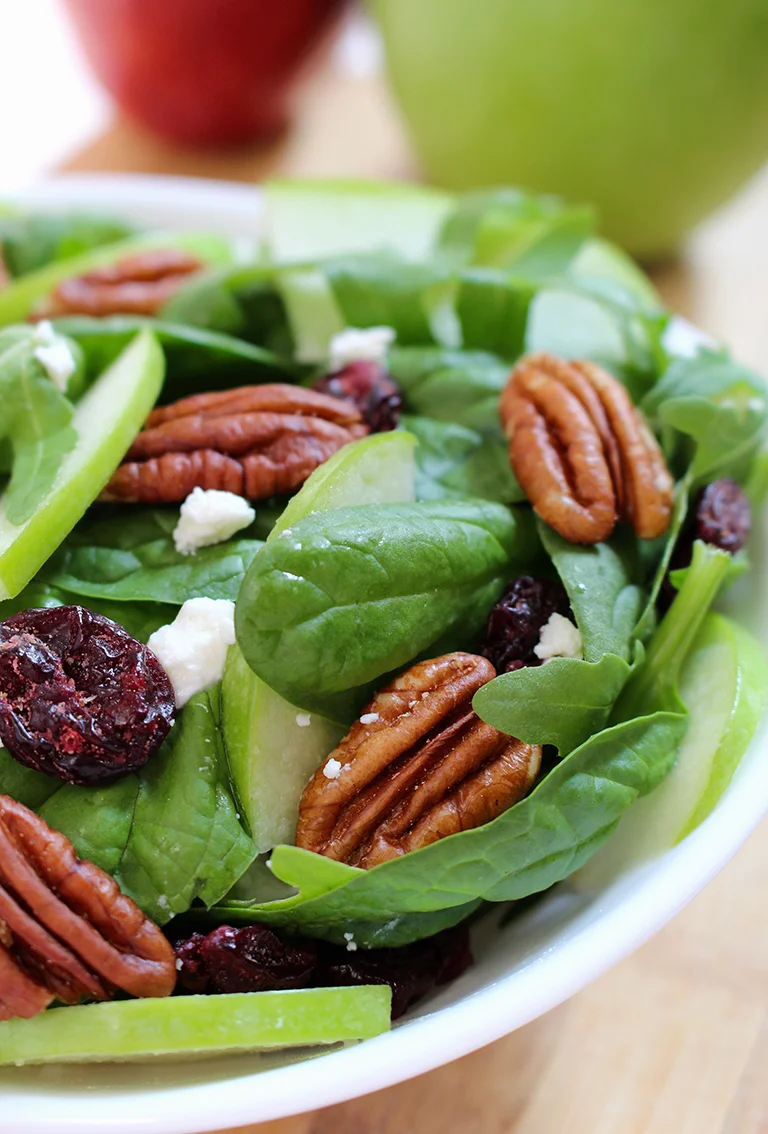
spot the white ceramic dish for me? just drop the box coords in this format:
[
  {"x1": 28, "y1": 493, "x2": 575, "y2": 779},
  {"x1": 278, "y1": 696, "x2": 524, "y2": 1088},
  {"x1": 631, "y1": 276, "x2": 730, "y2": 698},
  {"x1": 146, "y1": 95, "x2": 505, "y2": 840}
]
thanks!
[{"x1": 1, "y1": 174, "x2": 767, "y2": 1134}]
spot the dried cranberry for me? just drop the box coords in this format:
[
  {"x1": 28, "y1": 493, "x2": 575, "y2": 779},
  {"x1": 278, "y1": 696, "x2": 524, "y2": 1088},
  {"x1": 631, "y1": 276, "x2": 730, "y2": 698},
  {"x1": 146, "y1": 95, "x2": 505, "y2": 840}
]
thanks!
[
  {"x1": 695, "y1": 478, "x2": 751, "y2": 553},
  {"x1": 314, "y1": 924, "x2": 473, "y2": 1020},
  {"x1": 313, "y1": 360, "x2": 402, "y2": 432},
  {"x1": 481, "y1": 576, "x2": 571, "y2": 673},
  {"x1": 0, "y1": 606, "x2": 175, "y2": 787},
  {"x1": 174, "y1": 924, "x2": 317, "y2": 995}
]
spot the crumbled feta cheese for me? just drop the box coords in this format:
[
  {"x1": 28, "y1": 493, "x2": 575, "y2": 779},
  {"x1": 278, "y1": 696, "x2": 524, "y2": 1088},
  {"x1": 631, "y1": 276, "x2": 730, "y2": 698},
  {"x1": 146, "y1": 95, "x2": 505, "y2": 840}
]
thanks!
[
  {"x1": 147, "y1": 598, "x2": 236, "y2": 707},
  {"x1": 295, "y1": 712, "x2": 312, "y2": 728},
  {"x1": 360, "y1": 712, "x2": 379, "y2": 725},
  {"x1": 33, "y1": 320, "x2": 77, "y2": 392},
  {"x1": 175, "y1": 958, "x2": 183, "y2": 971},
  {"x1": 533, "y1": 612, "x2": 584, "y2": 663},
  {"x1": 323, "y1": 758, "x2": 342, "y2": 780},
  {"x1": 173, "y1": 487, "x2": 255, "y2": 556},
  {"x1": 343, "y1": 932, "x2": 358, "y2": 952},
  {"x1": 329, "y1": 325, "x2": 395, "y2": 370}
]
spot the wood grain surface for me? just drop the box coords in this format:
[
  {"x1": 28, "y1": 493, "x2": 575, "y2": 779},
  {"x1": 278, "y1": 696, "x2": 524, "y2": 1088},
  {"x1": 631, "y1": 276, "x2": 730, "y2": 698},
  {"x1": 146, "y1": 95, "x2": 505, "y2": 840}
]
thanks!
[{"x1": 57, "y1": 43, "x2": 768, "y2": 1134}]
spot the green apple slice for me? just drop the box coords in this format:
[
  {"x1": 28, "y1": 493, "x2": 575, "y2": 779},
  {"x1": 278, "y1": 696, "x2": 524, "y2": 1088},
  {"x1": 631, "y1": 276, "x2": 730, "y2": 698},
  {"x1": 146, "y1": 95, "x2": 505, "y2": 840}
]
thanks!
[
  {"x1": 0, "y1": 231, "x2": 234, "y2": 327},
  {"x1": 0, "y1": 329, "x2": 165, "y2": 600},
  {"x1": 575, "y1": 612, "x2": 768, "y2": 889},
  {"x1": 0, "y1": 986, "x2": 391, "y2": 1066},
  {"x1": 223, "y1": 432, "x2": 417, "y2": 852}
]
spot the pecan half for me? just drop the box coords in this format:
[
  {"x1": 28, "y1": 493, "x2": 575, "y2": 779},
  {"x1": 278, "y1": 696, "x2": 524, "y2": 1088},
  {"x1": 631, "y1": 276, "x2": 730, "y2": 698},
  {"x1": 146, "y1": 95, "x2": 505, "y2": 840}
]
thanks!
[
  {"x1": 34, "y1": 248, "x2": 203, "y2": 318},
  {"x1": 500, "y1": 352, "x2": 674, "y2": 544},
  {"x1": 104, "y1": 384, "x2": 368, "y2": 503},
  {"x1": 0, "y1": 795, "x2": 176, "y2": 1019},
  {"x1": 295, "y1": 653, "x2": 541, "y2": 869}
]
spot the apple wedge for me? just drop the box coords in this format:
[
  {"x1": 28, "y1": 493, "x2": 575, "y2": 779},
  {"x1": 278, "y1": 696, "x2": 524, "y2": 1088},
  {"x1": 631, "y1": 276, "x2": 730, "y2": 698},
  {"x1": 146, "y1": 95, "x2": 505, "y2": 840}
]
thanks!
[
  {"x1": 0, "y1": 986, "x2": 391, "y2": 1065},
  {"x1": 0, "y1": 329, "x2": 164, "y2": 600}
]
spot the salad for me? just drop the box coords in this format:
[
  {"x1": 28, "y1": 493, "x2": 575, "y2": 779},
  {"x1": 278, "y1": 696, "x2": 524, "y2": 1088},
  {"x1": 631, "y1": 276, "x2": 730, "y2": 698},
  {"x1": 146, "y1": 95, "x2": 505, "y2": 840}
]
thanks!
[{"x1": 0, "y1": 180, "x2": 765, "y2": 1066}]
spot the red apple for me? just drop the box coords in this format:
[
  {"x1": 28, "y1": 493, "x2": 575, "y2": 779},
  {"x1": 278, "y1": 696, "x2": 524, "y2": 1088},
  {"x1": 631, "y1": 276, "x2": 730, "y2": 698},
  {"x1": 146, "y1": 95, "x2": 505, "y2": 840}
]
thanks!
[{"x1": 63, "y1": 0, "x2": 348, "y2": 147}]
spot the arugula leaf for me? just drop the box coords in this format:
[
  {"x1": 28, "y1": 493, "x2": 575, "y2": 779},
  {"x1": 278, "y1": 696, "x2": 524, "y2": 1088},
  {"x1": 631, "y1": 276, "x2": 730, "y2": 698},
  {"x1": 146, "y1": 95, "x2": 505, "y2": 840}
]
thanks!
[
  {"x1": 643, "y1": 350, "x2": 768, "y2": 482},
  {"x1": 4, "y1": 691, "x2": 255, "y2": 925},
  {"x1": 216, "y1": 710, "x2": 684, "y2": 944},
  {"x1": 388, "y1": 346, "x2": 509, "y2": 431},
  {"x1": 538, "y1": 522, "x2": 644, "y2": 663},
  {"x1": 236, "y1": 499, "x2": 535, "y2": 720},
  {"x1": 403, "y1": 415, "x2": 525, "y2": 505},
  {"x1": 473, "y1": 653, "x2": 631, "y2": 754},
  {"x1": 49, "y1": 508, "x2": 262, "y2": 605}
]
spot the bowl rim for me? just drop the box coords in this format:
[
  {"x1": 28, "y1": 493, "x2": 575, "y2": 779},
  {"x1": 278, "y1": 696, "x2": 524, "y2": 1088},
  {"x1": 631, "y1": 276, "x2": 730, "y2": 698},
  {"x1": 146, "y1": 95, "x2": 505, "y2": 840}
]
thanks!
[{"x1": 1, "y1": 172, "x2": 767, "y2": 1134}]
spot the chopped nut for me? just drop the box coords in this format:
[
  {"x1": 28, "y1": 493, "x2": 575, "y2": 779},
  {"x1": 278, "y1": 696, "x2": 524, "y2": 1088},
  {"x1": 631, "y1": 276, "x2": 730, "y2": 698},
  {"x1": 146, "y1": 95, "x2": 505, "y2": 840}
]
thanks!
[
  {"x1": 34, "y1": 248, "x2": 203, "y2": 319},
  {"x1": 500, "y1": 352, "x2": 673, "y2": 544},
  {"x1": 0, "y1": 795, "x2": 177, "y2": 1020},
  {"x1": 296, "y1": 653, "x2": 541, "y2": 869},
  {"x1": 104, "y1": 384, "x2": 368, "y2": 504}
]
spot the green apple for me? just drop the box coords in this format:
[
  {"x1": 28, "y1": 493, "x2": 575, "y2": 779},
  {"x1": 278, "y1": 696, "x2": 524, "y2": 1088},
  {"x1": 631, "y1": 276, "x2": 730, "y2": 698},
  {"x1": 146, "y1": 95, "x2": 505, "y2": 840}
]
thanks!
[
  {"x1": 373, "y1": 0, "x2": 768, "y2": 257},
  {"x1": 0, "y1": 986, "x2": 391, "y2": 1065},
  {"x1": 0, "y1": 231, "x2": 234, "y2": 326},
  {"x1": 0, "y1": 330, "x2": 164, "y2": 600},
  {"x1": 223, "y1": 431, "x2": 417, "y2": 851},
  {"x1": 575, "y1": 612, "x2": 768, "y2": 889}
]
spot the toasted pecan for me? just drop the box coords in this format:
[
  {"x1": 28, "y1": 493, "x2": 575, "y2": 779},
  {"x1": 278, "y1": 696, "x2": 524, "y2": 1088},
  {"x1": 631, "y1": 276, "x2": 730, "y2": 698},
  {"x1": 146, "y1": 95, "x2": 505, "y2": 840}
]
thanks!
[
  {"x1": 35, "y1": 248, "x2": 203, "y2": 319},
  {"x1": 296, "y1": 653, "x2": 541, "y2": 869},
  {"x1": 105, "y1": 384, "x2": 368, "y2": 504},
  {"x1": 500, "y1": 352, "x2": 673, "y2": 544},
  {"x1": 0, "y1": 795, "x2": 176, "y2": 1019}
]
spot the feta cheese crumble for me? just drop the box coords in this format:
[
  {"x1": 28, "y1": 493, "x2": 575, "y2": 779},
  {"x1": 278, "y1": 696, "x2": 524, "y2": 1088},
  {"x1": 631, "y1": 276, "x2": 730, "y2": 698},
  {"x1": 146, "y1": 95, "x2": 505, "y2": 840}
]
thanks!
[
  {"x1": 533, "y1": 613, "x2": 584, "y2": 663},
  {"x1": 323, "y1": 758, "x2": 342, "y2": 780},
  {"x1": 329, "y1": 325, "x2": 395, "y2": 370},
  {"x1": 343, "y1": 932, "x2": 358, "y2": 952},
  {"x1": 295, "y1": 712, "x2": 312, "y2": 728},
  {"x1": 360, "y1": 712, "x2": 379, "y2": 725},
  {"x1": 173, "y1": 487, "x2": 255, "y2": 556},
  {"x1": 33, "y1": 320, "x2": 77, "y2": 392},
  {"x1": 147, "y1": 598, "x2": 236, "y2": 707}
]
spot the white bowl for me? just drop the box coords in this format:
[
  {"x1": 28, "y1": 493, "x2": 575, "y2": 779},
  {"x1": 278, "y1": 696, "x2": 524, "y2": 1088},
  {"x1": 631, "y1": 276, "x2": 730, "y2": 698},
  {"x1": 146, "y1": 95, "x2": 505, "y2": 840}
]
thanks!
[{"x1": 2, "y1": 174, "x2": 767, "y2": 1134}]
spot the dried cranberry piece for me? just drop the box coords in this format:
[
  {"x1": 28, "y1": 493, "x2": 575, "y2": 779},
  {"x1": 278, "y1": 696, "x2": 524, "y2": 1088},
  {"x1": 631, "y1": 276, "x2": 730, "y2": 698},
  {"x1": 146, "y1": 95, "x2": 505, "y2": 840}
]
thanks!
[
  {"x1": 174, "y1": 925, "x2": 318, "y2": 995},
  {"x1": 0, "y1": 606, "x2": 175, "y2": 787},
  {"x1": 314, "y1": 924, "x2": 473, "y2": 1020},
  {"x1": 313, "y1": 360, "x2": 402, "y2": 432},
  {"x1": 695, "y1": 478, "x2": 751, "y2": 553},
  {"x1": 481, "y1": 576, "x2": 571, "y2": 673}
]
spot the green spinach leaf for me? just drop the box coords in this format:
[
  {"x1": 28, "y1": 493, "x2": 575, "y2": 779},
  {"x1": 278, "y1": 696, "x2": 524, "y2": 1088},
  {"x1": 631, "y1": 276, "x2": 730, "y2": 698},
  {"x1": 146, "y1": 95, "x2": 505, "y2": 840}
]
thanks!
[
  {"x1": 404, "y1": 415, "x2": 525, "y2": 505},
  {"x1": 216, "y1": 709, "x2": 684, "y2": 944},
  {"x1": 388, "y1": 346, "x2": 509, "y2": 431},
  {"x1": 236, "y1": 499, "x2": 535, "y2": 719},
  {"x1": 49, "y1": 508, "x2": 262, "y2": 605},
  {"x1": 0, "y1": 212, "x2": 136, "y2": 278}
]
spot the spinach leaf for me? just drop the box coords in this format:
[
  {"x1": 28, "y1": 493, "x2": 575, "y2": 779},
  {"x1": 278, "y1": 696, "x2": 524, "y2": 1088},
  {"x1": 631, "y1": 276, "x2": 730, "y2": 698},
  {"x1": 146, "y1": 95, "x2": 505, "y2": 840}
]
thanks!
[
  {"x1": 388, "y1": 346, "x2": 509, "y2": 431},
  {"x1": 0, "y1": 579, "x2": 176, "y2": 644},
  {"x1": 216, "y1": 709, "x2": 684, "y2": 945},
  {"x1": 473, "y1": 653, "x2": 631, "y2": 755},
  {"x1": 538, "y1": 522, "x2": 644, "y2": 663},
  {"x1": 455, "y1": 269, "x2": 536, "y2": 358},
  {"x1": 8, "y1": 691, "x2": 255, "y2": 925},
  {"x1": 633, "y1": 472, "x2": 692, "y2": 642},
  {"x1": 236, "y1": 500, "x2": 535, "y2": 720},
  {"x1": 50, "y1": 508, "x2": 263, "y2": 605},
  {"x1": 0, "y1": 747, "x2": 60, "y2": 811},
  {"x1": 0, "y1": 212, "x2": 136, "y2": 278},
  {"x1": 54, "y1": 315, "x2": 300, "y2": 400},
  {"x1": 643, "y1": 350, "x2": 768, "y2": 482},
  {"x1": 403, "y1": 415, "x2": 525, "y2": 505}
]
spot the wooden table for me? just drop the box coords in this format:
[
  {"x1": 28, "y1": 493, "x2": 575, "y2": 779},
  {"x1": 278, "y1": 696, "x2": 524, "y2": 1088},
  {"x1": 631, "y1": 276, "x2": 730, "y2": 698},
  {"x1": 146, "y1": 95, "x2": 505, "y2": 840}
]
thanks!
[{"x1": 57, "y1": 42, "x2": 768, "y2": 1134}]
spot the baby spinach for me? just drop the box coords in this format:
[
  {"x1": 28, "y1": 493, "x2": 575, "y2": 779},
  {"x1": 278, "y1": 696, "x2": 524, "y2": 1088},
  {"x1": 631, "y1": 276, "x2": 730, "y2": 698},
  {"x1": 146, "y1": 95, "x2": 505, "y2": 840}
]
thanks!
[
  {"x1": 643, "y1": 350, "x2": 768, "y2": 482},
  {"x1": 49, "y1": 508, "x2": 262, "y2": 606},
  {"x1": 216, "y1": 709, "x2": 684, "y2": 945},
  {"x1": 388, "y1": 346, "x2": 509, "y2": 431},
  {"x1": 236, "y1": 499, "x2": 535, "y2": 720},
  {"x1": 54, "y1": 315, "x2": 300, "y2": 400},
  {"x1": 0, "y1": 579, "x2": 176, "y2": 644},
  {"x1": 0, "y1": 691, "x2": 255, "y2": 925},
  {"x1": 0, "y1": 211, "x2": 136, "y2": 278},
  {"x1": 455, "y1": 269, "x2": 536, "y2": 358},
  {"x1": 404, "y1": 415, "x2": 525, "y2": 505}
]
